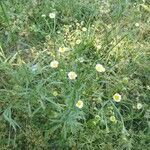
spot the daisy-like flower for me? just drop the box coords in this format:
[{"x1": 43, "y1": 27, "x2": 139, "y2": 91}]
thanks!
[
  {"x1": 113, "y1": 93, "x2": 121, "y2": 102},
  {"x1": 95, "y1": 64, "x2": 105, "y2": 72},
  {"x1": 53, "y1": 91, "x2": 58, "y2": 97},
  {"x1": 82, "y1": 27, "x2": 87, "y2": 32},
  {"x1": 122, "y1": 77, "x2": 129, "y2": 84},
  {"x1": 58, "y1": 47, "x2": 68, "y2": 53},
  {"x1": 93, "y1": 121, "x2": 97, "y2": 125},
  {"x1": 135, "y1": 23, "x2": 139, "y2": 27},
  {"x1": 50, "y1": 60, "x2": 59, "y2": 68},
  {"x1": 49, "y1": 12, "x2": 56, "y2": 19},
  {"x1": 68, "y1": 71, "x2": 77, "y2": 80},
  {"x1": 95, "y1": 115, "x2": 100, "y2": 121},
  {"x1": 110, "y1": 116, "x2": 117, "y2": 123},
  {"x1": 146, "y1": 85, "x2": 150, "y2": 90},
  {"x1": 77, "y1": 57, "x2": 85, "y2": 63},
  {"x1": 137, "y1": 103, "x2": 143, "y2": 110},
  {"x1": 41, "y1": 14, "x2": 46, "y2": 18},
  {"x1": 76, "y1": 39, "x2": 81, "y2": 45},
  {"x1": 76, "y1": 100, "x2": 83, "y2": 109},
  {"x1": 96, "y1": 45, "x2": 102, "y2": 50}
]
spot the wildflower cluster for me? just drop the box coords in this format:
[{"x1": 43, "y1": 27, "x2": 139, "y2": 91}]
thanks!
[{"x1": 1, "y1": 1, "x2": 149, "y2": 149}]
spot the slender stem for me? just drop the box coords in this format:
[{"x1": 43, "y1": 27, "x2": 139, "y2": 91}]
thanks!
[
  {"x1": 110, "y1": 100, "x2": 125, "y2": 128},
  {"x1": 44, "y1": 18, "x2": 51, "y2": 33}
]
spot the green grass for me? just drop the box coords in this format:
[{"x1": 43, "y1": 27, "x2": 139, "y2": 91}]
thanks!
[{"x1": 0, "y1": 0, "x2": 150, "y2": 149}]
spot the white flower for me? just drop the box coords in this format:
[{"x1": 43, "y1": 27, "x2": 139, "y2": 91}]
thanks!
[
  {"x1": 81, "y1": 21, "x2": 84, "y2": 26},
  {"x1": 77, "y1": 57, "x2": 85, "y2": 63},
  {"x1": 41, "y1": 14, "x2": 46, "y2": 18},
  {"x1": 95, "y1": 64, "x2": 105, "y2": 72},
  {"x1": 76, "y1": 39, "x2": 81, "y2": 45},
  {"x1": 96, "y1": 45, "x2": 101, "y2": 50},
  {"x1": 50, "y1": 60, "x2": 59, "y2": 68},
  {"x1": 137, "y1": 103, "x2": 143, "y2": 110},
  {"x1": 58, "y1": 47, "x2": 68, "y2": 53},
  {"x1": 135, "y1": 23, "x2": 139, "y2": 27},
  {"x1": 68, "y1": 71, "x2": 77, "y2": 80},
  {"x1": 146, "y1": 85, "x2": 150, "y2": 90},
  {"x1": 113, "y1": 93, "x2": 121, "y2": 102},
  {"x1": 76, "y1": 100, "x2": 83, "y2": 109},
  {"x1": 110, "y1": 116, "x2": 117, "y2": 123},
  {"x1": 82, "y1": 27, "x2": 87, "y2": 32},
  {"x1": 53, "y1": 91, "x2": 58, "y2": 97},
  {"x1": 49, "y1": 12, "x2": 56, "y2": 19}
]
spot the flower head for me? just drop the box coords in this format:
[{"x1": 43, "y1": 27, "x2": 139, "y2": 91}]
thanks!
[
  {"x1": 76, "y1": 100, "x2": 83, "y2": 109},
  {"x1": 95, "y1": 64, "x2": 105, "y2": 72},
  {"x1": 135, "y1": 23, "x2": 139, "y2": 27},
  {"x1": 113, "y1": 93, "x2": 121, "y2": 102},
  {"x1": 58, "y1": 47, "x2": 68, "y2": 53},
  {"x1": 76, "y1": 39, "x2": 81, "y2": 45},
  {"x1": 95, "y1": 115, "x2": 100, "y2": 121},
  {"x1": 50, "y1": 60, "x2": 59, "y2": 68},
  {"x1": 96, "y1": 45, "x2": 101, "y2": 50},
  {"x1": 146, "y1": 86, "x2": 150, "y2": 90},
  {"x1": 82, "y1": 27, "x2": 87, "y2": 32},
  {"x1": 53, "y1": 91, "x2": 58, "y2": 97},
  {"x1": 137, "y1": 103, "x2": 143, "y2": 110},
  {"x1": 68, "y1": 71, "x2": 77, "y2": 80},
  {"x1": 49, "y1": 12, "x2": 56, "y2": 19},
  {"x1": 41, "y1": 14, "x2": 46, "y2": 18},
  {"x1": 110, "y1": 116, "x2": 117, "y2": 123},
  {"x1": 77, "y1": 57, "x2": 85, "y2": 63}
]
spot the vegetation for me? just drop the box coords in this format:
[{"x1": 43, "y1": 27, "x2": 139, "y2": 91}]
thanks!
[{"x1": 0, "y1": 0, "x2": 150, "y2": 149}]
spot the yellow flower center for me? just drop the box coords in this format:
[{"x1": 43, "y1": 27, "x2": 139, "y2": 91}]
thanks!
[
  {"x1": 113, "y1": 93, "x2": 121, "y2": 102},
  {"x1": 58, "y1": 47, "x2": 67, "y2": 53},
  {"x1": 77, "y1": 101, "x2": 81, "y2": 105},
  {"x1": 76, "y1": 100, "x2": 83, "y2": 108},
  {"x1": 114, "y1": 95, "x2": 119, "y2": 100}
]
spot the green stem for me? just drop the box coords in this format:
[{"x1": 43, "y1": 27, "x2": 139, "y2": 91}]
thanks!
[{"x1": 110, "y1": 100, "x2": 125, "y2": 128}]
